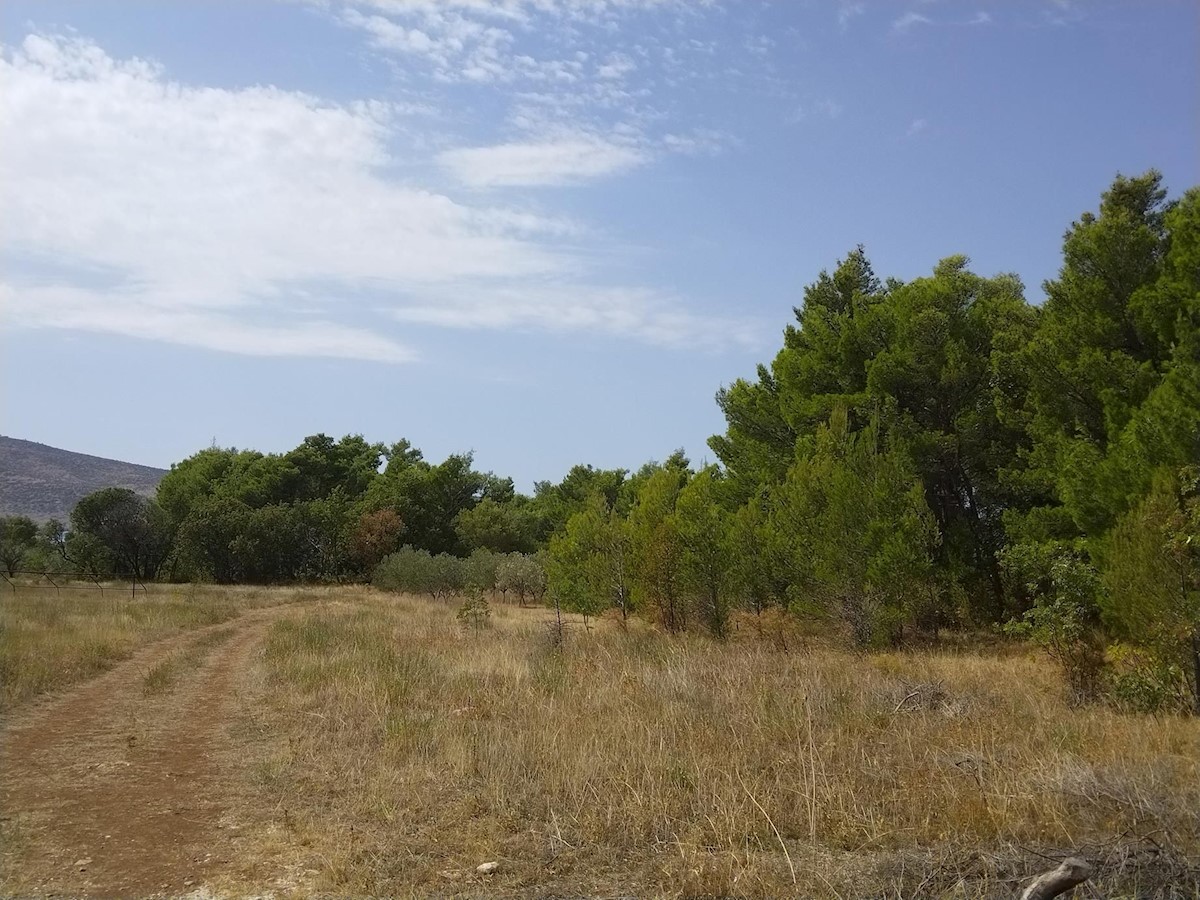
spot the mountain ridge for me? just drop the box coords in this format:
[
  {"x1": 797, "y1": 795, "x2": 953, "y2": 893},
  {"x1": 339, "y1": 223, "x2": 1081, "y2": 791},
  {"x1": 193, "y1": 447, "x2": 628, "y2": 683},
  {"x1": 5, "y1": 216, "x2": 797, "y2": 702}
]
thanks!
[{"x1": 0, "y1": 436, "x2": 167, "y2": 522}]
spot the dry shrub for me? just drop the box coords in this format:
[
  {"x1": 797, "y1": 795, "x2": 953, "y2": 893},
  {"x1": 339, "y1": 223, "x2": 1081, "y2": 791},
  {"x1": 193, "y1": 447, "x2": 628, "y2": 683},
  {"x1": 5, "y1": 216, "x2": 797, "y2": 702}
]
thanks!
[{"x1": 729, "y1": 606, "x2": 805, "y2": 651}]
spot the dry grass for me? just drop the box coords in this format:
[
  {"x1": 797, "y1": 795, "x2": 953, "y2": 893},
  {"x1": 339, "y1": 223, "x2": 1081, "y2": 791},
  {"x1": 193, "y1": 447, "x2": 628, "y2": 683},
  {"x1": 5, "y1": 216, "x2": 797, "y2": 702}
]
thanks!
[
  {"x1": 233, "y1": 593, "x2": 1200, "y2": 898},
  {"x1": 141, "y1": 626, "x2": 236, "y2": 696},
  {"x1": 0, "y1": 583, "x2": 323, "y2": 711}
]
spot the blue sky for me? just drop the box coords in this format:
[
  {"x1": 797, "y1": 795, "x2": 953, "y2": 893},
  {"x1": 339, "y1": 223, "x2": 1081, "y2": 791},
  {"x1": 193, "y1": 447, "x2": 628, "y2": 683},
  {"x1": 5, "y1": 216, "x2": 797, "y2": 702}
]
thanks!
[{"x1": 1, "y1": 1, "x2": 1196, "y2": 490}]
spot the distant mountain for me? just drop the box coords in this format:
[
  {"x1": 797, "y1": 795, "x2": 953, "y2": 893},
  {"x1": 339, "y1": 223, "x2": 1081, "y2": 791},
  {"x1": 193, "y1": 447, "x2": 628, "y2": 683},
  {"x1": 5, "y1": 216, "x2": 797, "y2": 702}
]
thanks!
[{"x1": 0, "y1": 436, "x2": 167, "y2": 522}]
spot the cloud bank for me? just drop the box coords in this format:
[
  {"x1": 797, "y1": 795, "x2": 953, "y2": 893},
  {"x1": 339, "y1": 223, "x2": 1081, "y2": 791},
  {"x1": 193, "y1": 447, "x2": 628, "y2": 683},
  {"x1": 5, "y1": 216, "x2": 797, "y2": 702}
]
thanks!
[{"x1": 0, "y1": 32, "x2": 759, "y2": 362}]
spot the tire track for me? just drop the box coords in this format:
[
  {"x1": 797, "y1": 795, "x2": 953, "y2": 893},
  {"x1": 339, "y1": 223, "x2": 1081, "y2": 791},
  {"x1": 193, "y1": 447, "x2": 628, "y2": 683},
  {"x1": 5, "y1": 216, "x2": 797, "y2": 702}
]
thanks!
[{"x1": 1, "y1": 606, "x2": 296, "y2": 898}]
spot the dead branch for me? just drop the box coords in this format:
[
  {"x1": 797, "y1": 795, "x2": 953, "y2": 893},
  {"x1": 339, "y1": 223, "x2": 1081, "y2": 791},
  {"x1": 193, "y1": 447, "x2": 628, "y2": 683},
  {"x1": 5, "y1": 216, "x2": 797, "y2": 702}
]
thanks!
[{"x1": 1020, "y1": 856, "x2": 1092, "y2": 900}]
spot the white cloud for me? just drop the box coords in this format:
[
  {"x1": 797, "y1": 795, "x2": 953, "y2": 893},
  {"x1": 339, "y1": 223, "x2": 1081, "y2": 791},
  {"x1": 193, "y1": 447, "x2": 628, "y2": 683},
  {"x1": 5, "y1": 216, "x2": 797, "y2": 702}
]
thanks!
[
  {"x1": 438, "y1": 131, "x2": 648, "y2": 187},
  {"x1": 1, "y1": 33, "x2": 753, "y2": 359},
  {"x1": 596, "y1": 51, "x2": 637, "y2": 80},
  {"x1": 968, "y1": 11, "x2": 993, "y2": 26},
  {"x1": 906, "y1": 117, "x2": 928, "y2": 137},
  {"x1": 892, "y1": 11, "x2": 933, "y2": 32}
]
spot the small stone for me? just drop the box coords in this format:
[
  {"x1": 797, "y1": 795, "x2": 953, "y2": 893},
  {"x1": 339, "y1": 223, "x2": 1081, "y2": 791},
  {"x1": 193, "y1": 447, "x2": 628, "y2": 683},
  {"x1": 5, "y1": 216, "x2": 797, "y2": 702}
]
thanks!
[
  {"x1": 75, "y1": 858, "x2": 92, "y2": 868},
  {"x1": 476, "y1": 861, "x2": 500, "y2": 875}
]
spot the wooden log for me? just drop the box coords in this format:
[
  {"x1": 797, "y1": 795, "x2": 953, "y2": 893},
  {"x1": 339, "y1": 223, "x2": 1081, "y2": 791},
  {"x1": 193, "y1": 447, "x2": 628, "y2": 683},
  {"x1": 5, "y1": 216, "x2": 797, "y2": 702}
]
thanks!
[{"x1": 1020, "y1": 856, "x2": 1092, "y2": 900}]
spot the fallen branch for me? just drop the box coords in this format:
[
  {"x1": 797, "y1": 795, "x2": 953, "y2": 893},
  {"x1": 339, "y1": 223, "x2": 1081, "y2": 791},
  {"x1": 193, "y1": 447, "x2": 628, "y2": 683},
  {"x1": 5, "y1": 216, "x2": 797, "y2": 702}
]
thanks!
[{"x1": 1020, "y1": 856, "x2": 1092, "y2": 900}]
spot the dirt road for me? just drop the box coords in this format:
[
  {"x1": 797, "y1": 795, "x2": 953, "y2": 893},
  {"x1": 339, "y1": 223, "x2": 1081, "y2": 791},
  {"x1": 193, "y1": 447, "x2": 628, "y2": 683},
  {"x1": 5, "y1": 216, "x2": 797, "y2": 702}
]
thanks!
[{"x1": 1, "y1": 607, "x2": 295, "y2": 898}]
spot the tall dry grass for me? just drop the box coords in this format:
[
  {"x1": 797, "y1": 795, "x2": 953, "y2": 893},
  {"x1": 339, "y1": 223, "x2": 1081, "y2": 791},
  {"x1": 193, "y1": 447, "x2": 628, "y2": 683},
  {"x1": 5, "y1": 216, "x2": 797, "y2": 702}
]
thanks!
[
  {"x1": 238, "y1": 594, "x2": 1200, "y2": 898},
  {"x1": 0, "y1": 583, "x2": 323, "y2": 711}
]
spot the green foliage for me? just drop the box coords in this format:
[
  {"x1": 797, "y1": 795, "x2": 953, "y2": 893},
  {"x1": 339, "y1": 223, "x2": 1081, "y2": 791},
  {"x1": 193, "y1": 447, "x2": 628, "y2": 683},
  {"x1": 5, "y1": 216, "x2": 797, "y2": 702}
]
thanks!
[
  {"x1": 373, "y1": 546, "x2": 433, "y2": 595},
  {"x1": 1015, "y1": 172, "x2": 1197, "y2": 541},
  {"x1": 1106, "y1": 643, "x2": 1193, "y2": 714},
  {"x1": 159, "y1": 434, "x2": 526, "y2": 583},
  {"x1": 674, "y1": 467, "x2": 735, "y2": 638},
  {"x1": 547, "y1": 493, "x2": 632, "y2": 622},
  {"x1": 1001, "y1": 542, "x2": 1106, "y2": 705},
  {"x1": 495, "y1": 553, "x2": 547, "y2": 607},
  {"x1": 769, "y1": 412, "x2": 940, "y2": 647},
  {"x1": 363, "y1": 450, "x2": 510, "y2": 556},
  {"x1": 0, "y1": 516, "x2": 39, "y2": 576},
  {"x1": 627, "y1": 464, "x2": 689, "y2": 631},
  {"x1": 464, "y1": 548, "x2": 501, "y2": 593},
  {"x1": 713, "y1": 246, "x2": 1035, "y2": 622},
  {"x1": 455, "y1": 497, "x2": 537, "y2": 554},
  {"x1": 455, "y1": 593, "x2": 492, "y2": 632},
  {"x1": 1099, "y1": 468, "x2": 1200, "y2": 711},
  {"x1": 68, "y1": 488, "x2": 172, "y2": 579},
  {"x1": 528, "y1": 464, "x2": 628, "y2": 541}
]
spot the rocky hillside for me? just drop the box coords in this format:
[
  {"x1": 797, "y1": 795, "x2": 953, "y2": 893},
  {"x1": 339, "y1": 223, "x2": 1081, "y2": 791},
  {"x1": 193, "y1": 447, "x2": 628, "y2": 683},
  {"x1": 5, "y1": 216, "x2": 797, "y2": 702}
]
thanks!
[{"x1": 0, "y1": 436, "x2": 166, "y2": 522}]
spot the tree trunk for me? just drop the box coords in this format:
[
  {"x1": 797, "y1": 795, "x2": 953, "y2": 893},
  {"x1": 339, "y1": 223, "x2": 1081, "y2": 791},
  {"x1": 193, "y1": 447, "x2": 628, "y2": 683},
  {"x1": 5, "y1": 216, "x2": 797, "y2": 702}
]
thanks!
[{"x1": 1020, "y1": 856, "x2": 1092, "y2": 900}]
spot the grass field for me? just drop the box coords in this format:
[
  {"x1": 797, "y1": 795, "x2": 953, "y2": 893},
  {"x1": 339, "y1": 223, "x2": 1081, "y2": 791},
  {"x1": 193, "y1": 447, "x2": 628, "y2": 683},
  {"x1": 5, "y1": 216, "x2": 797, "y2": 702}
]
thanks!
[
  {"x1": 233, "y1": 593, "x2": 1200, "y2": 898},
  {"x1": 3, "y1": 585, "x2": 1197, "y2": 896}
]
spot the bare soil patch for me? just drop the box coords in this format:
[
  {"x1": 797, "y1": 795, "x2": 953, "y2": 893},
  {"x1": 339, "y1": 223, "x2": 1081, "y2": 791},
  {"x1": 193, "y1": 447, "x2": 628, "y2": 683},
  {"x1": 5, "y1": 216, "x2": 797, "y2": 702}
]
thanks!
[{"x1": 0, "y1": 606, "x2": 297, "y2": 898}]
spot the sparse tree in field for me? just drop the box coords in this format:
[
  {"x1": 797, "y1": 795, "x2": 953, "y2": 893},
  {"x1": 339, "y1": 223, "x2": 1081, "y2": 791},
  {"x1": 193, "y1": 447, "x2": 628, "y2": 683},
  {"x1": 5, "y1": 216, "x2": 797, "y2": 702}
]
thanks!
[
  {"x1": 372, "y1": 545, "x2": 436, "y2": 595},
  {"x1": 0, "y1": 516, "x2": 39, "y2": 577},
  {"x1": 496, "y1": 553, "x2": 546, "y2": 607},
  {"x1": 456, "y1": 590, "x2": 492, "y2": 632},
  {"x1": 430, "y1": 552, "x2": 466, "y2": 600},
  {"x1": 464, "y1": 547, "x2": 501, "y2": 594}
]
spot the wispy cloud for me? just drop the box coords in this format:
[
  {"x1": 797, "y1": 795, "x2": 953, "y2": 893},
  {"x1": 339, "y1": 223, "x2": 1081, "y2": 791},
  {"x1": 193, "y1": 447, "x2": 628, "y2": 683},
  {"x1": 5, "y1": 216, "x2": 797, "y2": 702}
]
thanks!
[
  {"x1": 438, "y1": 131, "x2": 648, "y2": 188},
  {"x1": 0, "y1": 33, "x2": 756, "y2": 360},
  {"x1": 905, "y1": 117, "x2": 928, "y2": 138},
  {"x1": 388, "y1": 284, "x2": 765, "y2": 351},
  {"x1": 837, "y1": 2, "x2": 865, "y2": 31},
  {"x1": 892, "y1": 11, "x2": 933, "y2": 33},
  {"x1": 333, "y1": 0, "x2": 704, "y2": 88}
]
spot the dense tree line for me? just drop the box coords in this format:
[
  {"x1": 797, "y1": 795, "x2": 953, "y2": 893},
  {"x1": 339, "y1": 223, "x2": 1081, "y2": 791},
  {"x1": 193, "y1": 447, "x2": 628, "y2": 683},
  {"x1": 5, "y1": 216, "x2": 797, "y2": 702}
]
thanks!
[{"x1": 9, "y1": 171, "x2": 1195, "y2": 710}]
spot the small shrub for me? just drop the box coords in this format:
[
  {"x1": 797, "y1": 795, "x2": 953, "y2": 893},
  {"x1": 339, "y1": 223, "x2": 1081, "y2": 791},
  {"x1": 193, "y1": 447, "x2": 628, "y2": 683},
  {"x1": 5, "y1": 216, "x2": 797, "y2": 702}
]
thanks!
[
  {"x1": 1002, "y1": 542, "x2": 1107, "y2": 705},
  {"x1": 1106, "y1": 643, "x2": 1192, "y2": 713},
  {"x1": 455, "y1": 594, "x2": 491, "y2": 632}
]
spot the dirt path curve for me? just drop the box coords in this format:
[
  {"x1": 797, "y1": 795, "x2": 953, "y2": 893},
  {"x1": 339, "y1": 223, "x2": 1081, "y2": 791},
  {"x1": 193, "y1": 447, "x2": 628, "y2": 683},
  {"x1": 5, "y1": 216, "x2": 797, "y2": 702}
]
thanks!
[{"x1": 1, "y1": 605, "x2": 299, "y2": 898}]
